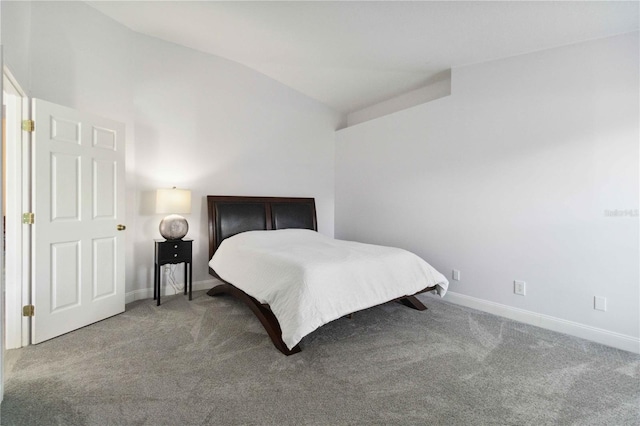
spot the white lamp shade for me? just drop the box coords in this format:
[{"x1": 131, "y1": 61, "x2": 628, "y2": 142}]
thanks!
[{"x1": 156, "y1": 188, "x2": 191, "y2": 214}]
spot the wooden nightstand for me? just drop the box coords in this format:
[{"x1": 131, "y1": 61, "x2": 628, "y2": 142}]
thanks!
[{"x1": 154, "y1": 238, "x2": 193, "y2": 306}]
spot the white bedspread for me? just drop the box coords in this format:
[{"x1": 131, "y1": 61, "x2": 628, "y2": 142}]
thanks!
[{"x1": 209, "y1": 229, "x2": 449, "y2": 350}]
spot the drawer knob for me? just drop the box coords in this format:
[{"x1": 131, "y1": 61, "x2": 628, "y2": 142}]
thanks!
[
  {"x1": 174, "y1": 254, "x2": 178, "y2": 257},
  {"x1": 117, "y1": 224, "x2": 126, "y2": 231},
  {"x1": 174, "y1": 245, "x2": 178, "y2": 248}
]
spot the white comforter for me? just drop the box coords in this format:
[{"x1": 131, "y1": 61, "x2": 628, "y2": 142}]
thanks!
[{"x1": 209, "y1": 229, "x2": 449, "y2": 350}]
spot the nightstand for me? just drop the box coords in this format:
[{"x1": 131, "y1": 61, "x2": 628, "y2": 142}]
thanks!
[{"x1": 154, "y1": 238, "x2": 193, "y2": 306}]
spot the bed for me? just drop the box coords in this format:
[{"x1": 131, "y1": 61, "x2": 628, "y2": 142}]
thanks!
[{"x1": 206, "y1": 195, "x2": 449, "y2": 355}]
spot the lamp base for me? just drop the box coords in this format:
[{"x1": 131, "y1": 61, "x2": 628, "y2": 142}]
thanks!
[{"x1": 159, "y1": 214, "x2": 189, "y2": 240}]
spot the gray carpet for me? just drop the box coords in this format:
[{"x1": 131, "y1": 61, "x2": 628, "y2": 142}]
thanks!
[{"x1": 1, "y1": 289, "x2": 639, "y2": 425}]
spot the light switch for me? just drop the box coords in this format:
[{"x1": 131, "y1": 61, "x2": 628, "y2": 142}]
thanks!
[{"x1": 594, "y1": 296, "x2": 607, "y2": 311}]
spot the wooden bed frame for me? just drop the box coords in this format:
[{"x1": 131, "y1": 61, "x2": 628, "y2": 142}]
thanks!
[{"x1": 206, "y1": 195, "x2": 436, "y2": 355}]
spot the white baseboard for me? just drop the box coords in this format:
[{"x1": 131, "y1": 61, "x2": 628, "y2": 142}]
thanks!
[
  {"x1": 125, "y1": 279, "x2": 218, "y2": 304},
  {"x1": 437, "y1": 291, "x2": 640, "y2": 354}
]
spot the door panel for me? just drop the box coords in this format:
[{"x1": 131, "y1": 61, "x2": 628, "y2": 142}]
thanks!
[
  {"x1": 92, "y1": 159, "x2": 116, "y2": 219},
  {"x1": 51, "y1": 153, "x2": 81, "y2": 221},
  {"x1": 32, "y1": 99, "x2": 125, "y2": 343},
  {"x1": 92, "y1": 126, "x2": 117, "y2": 150},
  {"x1": 51, "y1": 116, "x2": 81, "y2": 144},
  {"x1": 51, "y1": 241, "x2": 81, "y2": 312},
  {"x1": 93, "y1": 237, "x2": 116, "y2": 299}
]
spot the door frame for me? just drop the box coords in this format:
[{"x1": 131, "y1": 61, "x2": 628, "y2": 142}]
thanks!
[{"x1": 3, "y1": 66, "x2": 31, "y2": 349}]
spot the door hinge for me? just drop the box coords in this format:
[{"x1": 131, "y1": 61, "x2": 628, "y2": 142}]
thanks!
[
  {"x1": 22, "y1": 119, "x2": 35, "y2": 132},
  {"x1": 22, "y1": 305, "x2": 35, "y2": 317},
  {"x1": 22, "y1": 212, "x2": 35, "y2": 224}
]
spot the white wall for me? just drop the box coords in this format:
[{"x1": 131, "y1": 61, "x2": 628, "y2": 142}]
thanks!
[
  {"x1": 2, "y1": 1, "x2": 340, "y2": 299},
  {"x1": 336, "y1": 33, "x2": 639, "y2": 352},
  {"x1": 25, "y1": 2, "x2": 140, "y2": 295},
  {"x1": 1, "y1": 1, "x2": 31, "y2": 88},
  {"x1": 131, "y1": 33, "x2": 340, "y2": 293}
]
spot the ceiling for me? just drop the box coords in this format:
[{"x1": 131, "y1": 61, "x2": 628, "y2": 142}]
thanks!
[{"x1": 87, "y1": 1, "x2": 639, "y2": 114}]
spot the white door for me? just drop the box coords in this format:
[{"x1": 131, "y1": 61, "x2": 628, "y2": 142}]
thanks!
[{"x1": 32, "y1": 99, "x2": 126, "y2": 343}]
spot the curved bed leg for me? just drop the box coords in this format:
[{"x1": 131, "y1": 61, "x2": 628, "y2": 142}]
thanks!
[
  {"x1": 398, "y1": 295, "x2": 427, "y2": 311},
  {"x1": 208, "y1": 284, "x2": 301, "y2": 356}
]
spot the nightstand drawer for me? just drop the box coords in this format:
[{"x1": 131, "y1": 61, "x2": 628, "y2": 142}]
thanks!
[{"x1": 157, "y1": 240, "x2": 192, "y2": 262}]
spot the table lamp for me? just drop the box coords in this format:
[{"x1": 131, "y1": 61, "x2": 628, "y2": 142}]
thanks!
[{"x1": 156, "y1": 187, "x2": 191, "y2": 240}]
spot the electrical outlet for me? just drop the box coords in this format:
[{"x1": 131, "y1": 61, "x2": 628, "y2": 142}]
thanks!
[
  {"x1": 452, "y1": 269, "x2": 461, "y2": 281},
  {"x1": 594, "y1": 296, "x2": 607, "y2": 311},
  {"x1": 514, "y1": 280, "x2": 526, "y2": 296}
]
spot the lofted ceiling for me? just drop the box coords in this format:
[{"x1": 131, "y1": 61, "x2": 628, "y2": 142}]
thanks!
[{"x1": 87, "y1": 1, "x2": 639, "y2": 114}]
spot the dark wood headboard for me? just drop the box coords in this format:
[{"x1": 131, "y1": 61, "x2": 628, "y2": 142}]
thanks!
[{"x1": 207, "y1": 196, "x2": 317, "y2": 262}]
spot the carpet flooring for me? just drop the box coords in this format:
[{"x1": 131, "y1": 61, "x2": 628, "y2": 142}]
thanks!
[{"x1": 1, "y1": 289, "x2": 639, "y2": 425}]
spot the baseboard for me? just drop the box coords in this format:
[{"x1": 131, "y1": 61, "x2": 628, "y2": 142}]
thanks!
[
  {"x1": 125, "y1": 279, "x2": 218, "y2": 304},
  {"x1": 436, "y1": 291, "x2": 640, "y2": 354}
]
